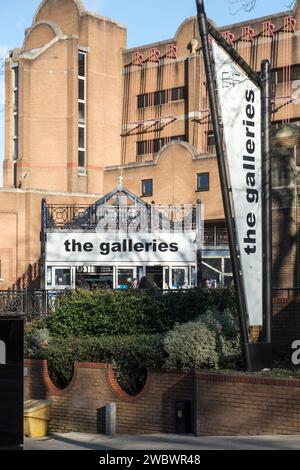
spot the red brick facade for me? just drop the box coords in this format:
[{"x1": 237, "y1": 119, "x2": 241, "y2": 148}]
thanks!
[
  {"x1": 24, "y1": 360, "x2": 194, "y2": 434},
  {"x1": 25, "y1": 359, "x2": 300, "y2": 436},
  {"x1": 196, "y1": 372, "x2": 300, "y2": 436}
]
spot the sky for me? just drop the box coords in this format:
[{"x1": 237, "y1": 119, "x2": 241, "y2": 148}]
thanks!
[{"x1": 0, "y1": 0, "x2": 296, "y2": 185}]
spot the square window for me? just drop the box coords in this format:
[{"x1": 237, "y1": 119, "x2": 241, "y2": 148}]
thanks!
[
  {"x1": 55, "y1": 268, "x2": 71, "y2": 287},
  {"x1": 197, "y1": 173, "x2": 209, "y2": 192},
  {"x1": 141, "y1": 179, "x2": 153, "y2": 197}
]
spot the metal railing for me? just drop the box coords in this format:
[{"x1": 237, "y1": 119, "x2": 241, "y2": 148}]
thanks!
[
  {"x1": 44, "y1": 204, "x2": 99, "y2": 230},
  {"x1": 43, "y1": 203, "x2": 200, "y2": 232},
  {"x1": 0, "y1": 290, "x2": 60, "y2": 319}
]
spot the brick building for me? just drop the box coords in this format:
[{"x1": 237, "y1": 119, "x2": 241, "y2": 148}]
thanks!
[{"x1": 0, "y1": 0, "x2": 299, "y2": 298}]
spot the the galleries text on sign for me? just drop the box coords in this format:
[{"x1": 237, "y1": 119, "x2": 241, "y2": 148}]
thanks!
[
  {"x1": 212, "y1": 41, "x2": 262, "y2": 326},
  {"x1": 45, "y1": 232, "x2": 198, "y2": 263}
]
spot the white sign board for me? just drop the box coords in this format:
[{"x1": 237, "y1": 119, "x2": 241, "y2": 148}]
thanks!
[
  {"x1": 212, "y1": 41, "x2": 262, "y2": 326},
  {"x1": 46, "y1": 232, "x2": 197, "y2": 264}
]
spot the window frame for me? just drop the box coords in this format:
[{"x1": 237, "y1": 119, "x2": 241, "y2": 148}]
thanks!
[
  {"x1": 196, "y1": 172, "x2": 210, "y2": 192},
  {"x1": 137, "y1": 86, "x2": 186, "y2": 109},
  {"x1": 78, "y1": 123, "x2": 86, "y2": 170},
  {"x1": 141, "y1": 179, "x2": 153, "y2": 197}
]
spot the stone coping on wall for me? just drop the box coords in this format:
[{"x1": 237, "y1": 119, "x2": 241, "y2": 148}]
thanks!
[{"x1": 196, "y1": 370, "x2": 300, "y2": 388}]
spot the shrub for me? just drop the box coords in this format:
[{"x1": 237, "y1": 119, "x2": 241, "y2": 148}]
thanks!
[
  {"x1": 26, "y1": 328, "x2": 50, "y2": 359},
  {"x1": 163, "y1": 321, "x2": 219, "y2": 370},
  {"x1": 163, "y1": 308, "x2": 242, "y2": 371},
  {"x1": 198, "y1": 308, "x2": 242, "y2": 368},
  {"x1": 44, "y1": 288, "x2": 237, "y2": 337}
]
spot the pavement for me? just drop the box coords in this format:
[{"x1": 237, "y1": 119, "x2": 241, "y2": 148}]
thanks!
[{"x1": 24, "y1": 433, "x2": 300, "y2": 451}]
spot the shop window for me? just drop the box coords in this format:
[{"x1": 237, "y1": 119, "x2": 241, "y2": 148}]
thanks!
[
  {"x1": 171, "y1": 268, "x2": 186, "y2": 289},
  {"x1": 54, "y1": 268, "x2": 71, "y2": 287},
  {"x1": 118, "y1": 268, "x2": 135, "y2": 289},
  {"x1": 46, "y1": 267, "x2": 52, "y2": 286},
  {"x1": 197, "y1": 172, "x2": 210, "y2": 192},
  {"x1": 141, "y1": 179, "x2": 153, "y2": 197}
]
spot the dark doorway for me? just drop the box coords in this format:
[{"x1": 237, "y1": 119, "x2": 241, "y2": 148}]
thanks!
[
  {"x1": 146, "y1": 266, "x2": 163, "y2": 288},
  {"x1": 175, "y1": 401, "x2": 193, "y2": 434}
]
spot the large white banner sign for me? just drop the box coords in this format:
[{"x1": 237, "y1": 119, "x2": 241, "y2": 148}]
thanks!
[
  {"x1": 212, "y1": 41, "x2": 262, "y2": 326},
  {"x1": 46, "y1": 232, "x2": 197, "y2": 264}
]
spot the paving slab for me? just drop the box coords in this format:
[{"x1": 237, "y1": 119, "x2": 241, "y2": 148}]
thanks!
[{"x1": 24, "y1": 433, "x2": 300, "y2": 451}]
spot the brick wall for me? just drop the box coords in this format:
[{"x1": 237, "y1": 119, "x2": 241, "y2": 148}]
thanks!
[
  {"x1": 24, "y1": 360, "x2": 194, "y2": 434},
  {"x1": 25, "y1": 359, "x2": 300, "y2": 436},
  {"x1": 196, "y1": 371, "x2": 300, "y2": 436}
]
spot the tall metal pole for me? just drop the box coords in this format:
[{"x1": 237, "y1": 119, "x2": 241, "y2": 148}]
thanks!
[
  {"x1": 261, "y1": 60, "x2": 273, "y2": 345},
  {"x1": 195, "y1": 0, "x2": 250, "y2": 366}
]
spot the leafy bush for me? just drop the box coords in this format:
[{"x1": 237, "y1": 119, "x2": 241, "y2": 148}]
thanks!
[
  {"x1": 44, "y1": 288, "x2": 237, "y2": 337},
  {"x1": 26, "y1": 328, "x2": 50, "y2": 359},
  {"x1": 163, "y1": 308, "x2": 242, "y2": 371},
  {"x1": 163, "y1": 321, "x2": 219, "y2": 370},
  {"x1": 198, "y1": 308, "x2": 242, "y2": 368}
]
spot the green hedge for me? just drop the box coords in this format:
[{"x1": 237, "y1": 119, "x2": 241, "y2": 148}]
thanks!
[
  {"x1": 25, "y1": 305, "x2": 242, "y2": 394},
  {"x1": 44, "y1": 288, "x2": 237, "y2": 337},
  {"x1": 25, "y1": 333, "x2": 165, "y2": 395}
]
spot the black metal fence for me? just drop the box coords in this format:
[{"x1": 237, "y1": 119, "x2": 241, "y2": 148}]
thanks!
[{"x1": 0, "y1": 290, "x2": 60, "y2": 319}]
